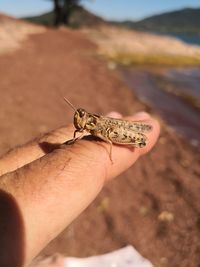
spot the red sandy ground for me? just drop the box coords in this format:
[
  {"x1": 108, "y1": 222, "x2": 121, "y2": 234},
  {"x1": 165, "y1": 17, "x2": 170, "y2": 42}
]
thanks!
[{"x1": 0, "y1": 27, "x2": 200, "y2": 267}]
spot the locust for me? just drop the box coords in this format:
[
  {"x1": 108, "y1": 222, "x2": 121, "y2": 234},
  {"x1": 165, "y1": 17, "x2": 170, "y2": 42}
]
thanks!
[{"x1": 64, "y1": 97, "x2": 152, "y2": 162}]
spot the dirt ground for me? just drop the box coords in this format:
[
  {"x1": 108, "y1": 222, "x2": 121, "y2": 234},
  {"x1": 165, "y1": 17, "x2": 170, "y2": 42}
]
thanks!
[{"x1": 0, "y1": 24, "x2": 200, "y2": 267}]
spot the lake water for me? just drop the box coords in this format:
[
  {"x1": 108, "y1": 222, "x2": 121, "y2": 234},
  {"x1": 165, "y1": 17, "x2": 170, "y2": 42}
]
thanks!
[
  {"x1": 159, "y1": 33, "x2": 200, "y2": 46},
  {"x1": 120, "y1": 66, "x2": 200, "y2": 147},
  {"x1": 174, "y1": 34, "x2": 200, "y2": 46}
]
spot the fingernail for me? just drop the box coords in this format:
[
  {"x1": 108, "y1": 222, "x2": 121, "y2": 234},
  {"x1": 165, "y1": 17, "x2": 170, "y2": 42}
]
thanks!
[
  {"x1": 106, "y1": 111, "x2": 122, "y2": 118},
  {"x1": 134, "y1": 111, "x2": 151, "y2": 120}
]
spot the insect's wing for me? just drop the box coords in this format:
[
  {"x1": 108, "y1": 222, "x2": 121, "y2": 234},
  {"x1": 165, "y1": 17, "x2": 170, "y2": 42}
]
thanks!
[
  {"x1": 95, "y1": 116, "x2": 152, "y2": 148},
  {"x1": 125, "y1": 121, "x2": 152, "y2": 133},
  {"x1": 101, "y1": 116, "x2": 153, "y2": 133}
]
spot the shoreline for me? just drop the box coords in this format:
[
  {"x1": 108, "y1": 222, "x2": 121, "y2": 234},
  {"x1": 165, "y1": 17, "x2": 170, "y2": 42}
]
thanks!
[{"x1": 119, "y1": 65, "x2": 200, "y2": 148}]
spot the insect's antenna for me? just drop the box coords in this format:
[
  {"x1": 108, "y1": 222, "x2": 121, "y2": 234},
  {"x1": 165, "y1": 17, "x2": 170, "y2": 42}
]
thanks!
[{"x1": 63, "y1": 97, "x2": 77, "y2": 111}]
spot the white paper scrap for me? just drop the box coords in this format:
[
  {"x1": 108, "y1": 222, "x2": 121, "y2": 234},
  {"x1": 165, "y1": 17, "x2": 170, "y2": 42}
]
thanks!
[{"x1": 64, "y1": 246, "x2": 154, "y2": 267}]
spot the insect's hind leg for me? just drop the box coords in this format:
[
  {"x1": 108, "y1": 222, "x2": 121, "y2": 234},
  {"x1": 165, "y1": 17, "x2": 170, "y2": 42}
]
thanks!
[{"x1": 106, "y1": 139, "x2": 113, "y2": 164}]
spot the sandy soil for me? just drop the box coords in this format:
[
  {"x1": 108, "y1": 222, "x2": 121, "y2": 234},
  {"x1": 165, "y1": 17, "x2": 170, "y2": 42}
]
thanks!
[
  {"x1": 0, "y1": 19, "x2": 200, "y2": 267},
  {"x1": 0, "y1": 13, "x2": 45, "y2": 54}
]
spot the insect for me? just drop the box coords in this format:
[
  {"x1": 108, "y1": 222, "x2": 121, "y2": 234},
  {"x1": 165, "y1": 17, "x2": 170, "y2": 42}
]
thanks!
[{"x1": 64, "y1": 97, "x2": 152, "y2": 162}]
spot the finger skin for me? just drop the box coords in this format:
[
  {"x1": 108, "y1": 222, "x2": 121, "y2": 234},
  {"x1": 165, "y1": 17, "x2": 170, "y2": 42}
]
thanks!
[
  {"x1": 0, "y1": 111, "x2": 148, "y2": 176},
  {"x1": 0, "y1": 113, "x2": 160, "y2": 267},
  {"x1": 0, "y1": 125, "x2": 75, "y2": 175}
]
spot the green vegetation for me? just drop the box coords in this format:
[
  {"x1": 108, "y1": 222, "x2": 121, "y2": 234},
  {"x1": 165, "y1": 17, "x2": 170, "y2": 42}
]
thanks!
[
  {"x1": 116, "y1": 8, "x2": 200, "y2": 35},
  {"x1": 25, "y1": 12, "x2": 55, "y2": 26},
  {"x1": 110, "y1": 53, "x2": 200, "y2": 67}
]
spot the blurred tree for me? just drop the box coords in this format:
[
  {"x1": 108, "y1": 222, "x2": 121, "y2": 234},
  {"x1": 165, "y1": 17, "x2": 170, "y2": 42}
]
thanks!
[
  {"x1": 53, "y1": 0, "x2": 62, "y2": 26},
  {"x1": 63, "y1": 0, "x2": 80, "y2": 25},
  {"x1": 50, "y1": 0, "x2": 80, "y2": 26}
]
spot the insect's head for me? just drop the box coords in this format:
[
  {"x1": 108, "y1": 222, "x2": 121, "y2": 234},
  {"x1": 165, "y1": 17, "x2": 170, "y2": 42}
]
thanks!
[
  {"x1": 74, "y1": 108, "x2": 88, "y2": 130},
  {"x1": 63, "y1": 97, "x2": 96, "y2": 131},
  {"x1": 63, "y1": 97, "x2": 86, "y2": 130}
]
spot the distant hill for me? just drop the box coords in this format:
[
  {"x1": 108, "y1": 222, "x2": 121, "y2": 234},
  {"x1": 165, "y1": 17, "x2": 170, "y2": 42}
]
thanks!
[
  {"x1": 24, "y1": 6, "x2": 200, "y2": 34},
  {"x1": 24, "y1": 5, "x2": 106, "y2": 28},
  {"x1": 0, "y1": 13, "x2": 19, "y2": 23},
  {"x1": 116, "y1": 8, "x2": 200, "y2": 35}
]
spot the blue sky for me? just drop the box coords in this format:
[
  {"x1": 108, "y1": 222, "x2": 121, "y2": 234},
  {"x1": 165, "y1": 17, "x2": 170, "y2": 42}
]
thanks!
[{"x1": 0, "y1": 0, "x2": 200, "y2": 21}]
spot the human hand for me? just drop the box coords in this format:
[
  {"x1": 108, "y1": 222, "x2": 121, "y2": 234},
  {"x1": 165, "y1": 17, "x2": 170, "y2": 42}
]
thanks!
[{"x1": 0, "y1": 111, "x2": 160, "y2": 267}]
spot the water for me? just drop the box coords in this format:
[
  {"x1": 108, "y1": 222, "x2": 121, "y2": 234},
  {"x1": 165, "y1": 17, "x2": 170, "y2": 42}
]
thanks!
[
  {"x1": 156, "y1": 33, "x2": 200, "y2": 46},
  {"x1": 120, "y1": 66, "x2": 200, "y2": 147},
  {"x1": 165, "y1": 68, "x2": 200, "y2": 100},
  {"x1": 167, "y1": 33, "x2": 200, "y2": 46}
]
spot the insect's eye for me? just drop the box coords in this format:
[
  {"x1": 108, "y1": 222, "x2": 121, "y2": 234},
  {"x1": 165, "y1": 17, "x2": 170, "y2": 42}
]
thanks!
[{"x1": 79, "y1": 109, "x2": 85, "y2": 118}]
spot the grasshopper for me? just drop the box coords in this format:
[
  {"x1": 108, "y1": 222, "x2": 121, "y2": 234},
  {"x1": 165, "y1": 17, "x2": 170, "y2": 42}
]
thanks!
[{"x1": 64, "y1": 97, "x2": 152, "y2": 161}]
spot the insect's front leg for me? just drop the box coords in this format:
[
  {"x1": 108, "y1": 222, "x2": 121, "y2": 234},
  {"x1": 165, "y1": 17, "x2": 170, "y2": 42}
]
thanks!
[
  {"x1": 72, "y1": 129, "x2": 84, "y2": 142},
  {"x1": 73, "y1": 129, "x2": 81, "y2": 139}
]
